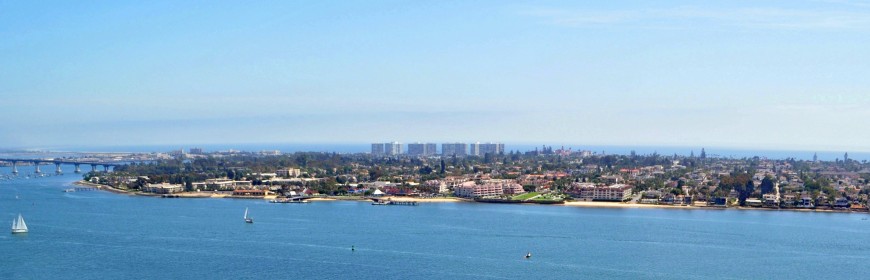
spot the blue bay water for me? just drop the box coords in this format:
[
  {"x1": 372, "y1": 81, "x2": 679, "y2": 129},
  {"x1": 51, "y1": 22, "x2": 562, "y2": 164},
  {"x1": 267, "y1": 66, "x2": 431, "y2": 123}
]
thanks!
[{"x1": 2, "y1": 166, "x2": 870, "y2": 279}]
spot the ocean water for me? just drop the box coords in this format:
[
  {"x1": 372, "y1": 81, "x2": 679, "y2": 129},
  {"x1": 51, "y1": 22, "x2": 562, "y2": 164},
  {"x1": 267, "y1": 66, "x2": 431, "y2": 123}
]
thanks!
[{"x1": 2, "y1": 166, "x2": 870, "y2": 279}]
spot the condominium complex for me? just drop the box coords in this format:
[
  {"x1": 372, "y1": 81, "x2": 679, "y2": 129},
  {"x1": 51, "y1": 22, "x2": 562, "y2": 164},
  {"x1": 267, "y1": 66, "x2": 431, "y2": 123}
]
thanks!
[
  {"x1": 276, "y1": 168, "x2": 302, "y2": 178},
  {"x1": 479, "y1": 143, "x2": 504, "y2": 155},
  {"x1": 408, "y1": 143, "x2": 437, "y2": 156},
  {"x1": 385, "y1": 142, "x2": 402, "y2": 155},
  {"x1": 568, "y1": 183, "x2": 633, "y2": 201},
  {"x1": 453, "y1": 180, "x2": 525, "y2": 198},
  {"x1": 371, "y1": 143, "x2": 385, "y2": 155},
  {"x1": 469, "y1": 142, "x2": 505, "y2": 156},
  {"x1": 442, "y1": 143, "x2": 468, "y2": 156},
  {"x1": 375, "y1": 141, "x2": 502, "y2": 156}
]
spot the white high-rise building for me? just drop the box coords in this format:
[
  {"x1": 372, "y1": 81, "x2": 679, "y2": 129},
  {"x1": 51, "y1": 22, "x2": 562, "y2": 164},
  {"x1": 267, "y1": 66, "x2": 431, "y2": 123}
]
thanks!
[
  {"x1": 442, "y1": 143, "x2": 467, "y2": 156},
  {"x1": 408, "y1": 143, "x2": 437, "y2": 156},
  {"x1": 385, "y1": 142, "x2": 402, "y2": 155},
  {"x1": 469, "y1": 142, "x2": 481, "y2": 156},
  {"x1": 479, "y1": 143, "x2": 504, "y2": 155},
  {"x1": 371, "y1": 143, "x2": 385, "y2": 155}
]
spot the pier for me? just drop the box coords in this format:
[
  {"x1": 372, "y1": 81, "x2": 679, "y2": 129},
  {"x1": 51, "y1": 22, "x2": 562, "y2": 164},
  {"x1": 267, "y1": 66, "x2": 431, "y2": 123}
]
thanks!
[
  {"x1": 369, "y1": 197, "x2": 419, "y2": 206},
  {"x1": 64, "y1": 187, "x2": 100, "y2": 192},
  {"x1": 386, "y1": 201, "x2": 418, "y2": 206}
]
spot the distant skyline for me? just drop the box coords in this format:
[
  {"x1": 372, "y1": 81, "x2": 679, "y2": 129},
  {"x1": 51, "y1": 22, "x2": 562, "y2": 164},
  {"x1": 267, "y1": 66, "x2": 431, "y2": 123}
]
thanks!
[{"x1": 2, "y1": 1, "x2": 870, "y2": 151}]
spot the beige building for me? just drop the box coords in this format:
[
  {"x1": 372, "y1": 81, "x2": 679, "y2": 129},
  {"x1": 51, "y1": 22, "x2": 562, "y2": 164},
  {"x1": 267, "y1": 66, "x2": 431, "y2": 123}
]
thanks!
[
  {"x1": 276, "y1": 168, "x2": 302, "y2": 178},
  {"x1": 143, "y1": 183, "x2": 185, "y2": 194}
]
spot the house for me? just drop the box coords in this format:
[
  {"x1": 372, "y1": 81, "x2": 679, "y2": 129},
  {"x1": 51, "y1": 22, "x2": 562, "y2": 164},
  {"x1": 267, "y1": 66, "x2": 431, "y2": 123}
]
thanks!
[
  {"x1": 745, "y1": 199, "x2": 763, "y2": 207},
  {"x1": 709, "y1": 197, "x2": 728, "y2": 207},
  {"x1": 681, "y1": 195, "x2": 693, "y2": 205},
  {"x1": 781, "y1": 194, "x2": 797, "y2": 208},
  {"x1": 763, "y1": 194, "x2": 779, "y2": 208},
  {"x1": 797, "y1": 195, "x2": 814, "y2": 209},
  {"x1": 834, "y1": 197, "x2": 850, "y2": 209},
  {"x1": 816, "y1": 195, "x2": 831, "y2": 208},
  {"x1": 660, "y1": 194, "x2": 676, "y2": 205},
  {"x1": 849, "y1": 203, "x2": 869, "y2": 212}
]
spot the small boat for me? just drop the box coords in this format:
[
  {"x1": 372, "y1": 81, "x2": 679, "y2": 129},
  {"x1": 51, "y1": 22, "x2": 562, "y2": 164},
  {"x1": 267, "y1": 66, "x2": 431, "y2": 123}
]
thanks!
[
  {"x1": 525, "y1": 252, "x2": 532, "y2": 259},
  {"x1": 244, "y1": 208, "x2": 253, "y2": 223},
  {"x1": 371, "y1": 201, "x2": 389, "y2": 205},
  {"x1": 12, "y1": 214, "x2": 28, "y2": 234},
  {"x1": 63, "y1": 188, "x2": 76, "y2": 193}
]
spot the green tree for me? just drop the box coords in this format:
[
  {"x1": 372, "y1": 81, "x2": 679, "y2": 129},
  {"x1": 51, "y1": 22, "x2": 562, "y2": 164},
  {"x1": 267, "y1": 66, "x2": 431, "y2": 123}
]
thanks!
[{"x1": 760, "y1": 176, "x2": 775, "y2": 195}]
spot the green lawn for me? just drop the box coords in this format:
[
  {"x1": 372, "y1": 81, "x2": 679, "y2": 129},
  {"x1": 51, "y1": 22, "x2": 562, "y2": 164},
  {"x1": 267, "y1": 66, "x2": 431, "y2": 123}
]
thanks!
[
  {"x1": 532, "y1": 196, "x2": 564, "y2": 202},
  {"x1": 512, "y1": 192, "x2": 539, "y2": 201}
]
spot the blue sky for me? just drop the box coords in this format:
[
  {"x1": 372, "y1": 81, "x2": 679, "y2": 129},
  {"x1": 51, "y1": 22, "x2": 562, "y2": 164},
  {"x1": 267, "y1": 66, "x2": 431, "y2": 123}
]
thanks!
[{"x1": 1, "y1": 0, "x2": 869, "y2": 151}]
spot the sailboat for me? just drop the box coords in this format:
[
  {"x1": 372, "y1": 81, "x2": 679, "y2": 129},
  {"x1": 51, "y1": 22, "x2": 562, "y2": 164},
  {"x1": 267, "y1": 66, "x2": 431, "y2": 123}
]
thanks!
[
  {"x1": 244, "y1": 208, "x2": 253, "y2": 223},
  {"x1": 12, "y1": 214, "x2": 28, "y2": 234}
]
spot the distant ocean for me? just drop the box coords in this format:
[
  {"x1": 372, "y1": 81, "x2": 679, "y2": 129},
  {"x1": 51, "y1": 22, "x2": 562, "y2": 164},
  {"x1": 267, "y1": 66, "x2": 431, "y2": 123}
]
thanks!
[{"x1": 11, "y1": 143, "x2": 869, "y2": 162}]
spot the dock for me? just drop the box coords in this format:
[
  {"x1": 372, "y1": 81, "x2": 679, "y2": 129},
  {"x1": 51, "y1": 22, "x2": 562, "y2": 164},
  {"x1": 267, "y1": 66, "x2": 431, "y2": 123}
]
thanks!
[
  {"x1": 370, "y1": 199, "x2": 418, "y2": 206},
  {"x1": 387, "y1": 201, "x2": 418, "y2": 206},
  {"x1": 64, "y1": 187, "x2": 99, "y2": 192}
]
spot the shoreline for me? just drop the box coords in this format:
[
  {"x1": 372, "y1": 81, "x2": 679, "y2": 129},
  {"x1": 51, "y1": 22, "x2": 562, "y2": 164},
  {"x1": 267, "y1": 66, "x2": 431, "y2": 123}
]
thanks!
[{"x1": 73, "y1": 180, "x2": 867, "y2": 214}]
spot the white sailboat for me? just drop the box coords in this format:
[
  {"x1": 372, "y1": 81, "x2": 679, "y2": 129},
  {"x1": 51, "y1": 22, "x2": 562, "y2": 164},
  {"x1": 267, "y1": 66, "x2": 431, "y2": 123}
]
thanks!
[
  {"x1": 244, "y1": 208, "x2": 253, "y2": 223},
  {"x1": 12, "y1": 214, "x2": 28, "y2": 234}
]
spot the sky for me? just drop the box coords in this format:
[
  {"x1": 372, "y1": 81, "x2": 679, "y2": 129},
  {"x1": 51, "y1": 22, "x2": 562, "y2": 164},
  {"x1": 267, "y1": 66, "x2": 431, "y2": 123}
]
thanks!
[{"x1": 1, "y1": 0, "x2": 869, "y2": 152}]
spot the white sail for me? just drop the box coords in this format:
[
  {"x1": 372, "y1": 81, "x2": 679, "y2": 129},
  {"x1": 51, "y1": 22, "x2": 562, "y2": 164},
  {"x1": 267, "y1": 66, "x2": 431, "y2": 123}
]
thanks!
[
  {"x1": 12, "y1": 214, "x2": 28, "y2": 233},
  {"x1": 244, "y1": 208, "x2": 248, "y2": 219}
]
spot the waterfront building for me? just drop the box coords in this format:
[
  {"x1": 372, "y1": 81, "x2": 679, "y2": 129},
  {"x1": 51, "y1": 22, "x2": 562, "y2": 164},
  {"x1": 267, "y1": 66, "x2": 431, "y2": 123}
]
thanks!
[
  {"x1": 371, "y1": 143, "x2": 385, "y2": 155},
  {"x1": 442, "y1": 143, "x2": 467, "y2": 156},
  {"x1": 453, "y1": 180, "x2": 524, "y2": 198},
  {"x1": 567, "y1": 183, "x2": 632, "y2": 201},
  {"x1": 189, "y1": 147, "x2": 203, "y2": 155},
  {"x1": 763, "y1": 193, "x2": 779, "y2": 207},
  {"x1": 143, "y1": 183, "x2": 185, "y2": 194},
  {"x1": 594, "y1": 184, "x2": 633, "y2": 201},
  {"x1": 408, "y1": 143, "x2": 437, "y2": 156},
  {"x1": 191, "y1": 179, "x2": 253, "y2": 191}
]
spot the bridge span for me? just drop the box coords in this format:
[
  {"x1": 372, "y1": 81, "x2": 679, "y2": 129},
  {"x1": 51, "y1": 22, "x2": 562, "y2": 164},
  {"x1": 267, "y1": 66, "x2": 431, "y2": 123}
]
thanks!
[{"x1": 0, "y1": 158, "x2": 125, "y2": 174}]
